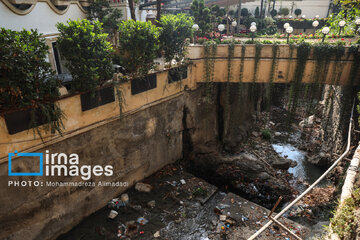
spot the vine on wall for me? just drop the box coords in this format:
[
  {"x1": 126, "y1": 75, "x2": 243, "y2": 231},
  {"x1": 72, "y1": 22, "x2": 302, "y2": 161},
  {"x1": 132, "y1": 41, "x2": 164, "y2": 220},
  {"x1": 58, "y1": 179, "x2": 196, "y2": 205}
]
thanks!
[
  {"x1": 266, "y1": 44, "x2": 279, "y2": 110},
  {"x1": 287, "y1": 42, "x2": 311, "y2": 120},
  {"x1": 251, "y1": 43, "x2": 263, "y2": 100},
  {"x1": 203, "y1": 41, "x2": 217, "y2": 103},
  {"x1": 238, "y1": 44, "x2": 246, "y2": 102}
]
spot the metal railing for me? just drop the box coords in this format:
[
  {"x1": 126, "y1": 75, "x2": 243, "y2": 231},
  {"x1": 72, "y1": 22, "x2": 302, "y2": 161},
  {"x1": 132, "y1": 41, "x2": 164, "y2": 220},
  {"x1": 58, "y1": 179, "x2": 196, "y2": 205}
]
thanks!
[{"x1": 247, "y1": 101, "x2": 355, "y2": 240}]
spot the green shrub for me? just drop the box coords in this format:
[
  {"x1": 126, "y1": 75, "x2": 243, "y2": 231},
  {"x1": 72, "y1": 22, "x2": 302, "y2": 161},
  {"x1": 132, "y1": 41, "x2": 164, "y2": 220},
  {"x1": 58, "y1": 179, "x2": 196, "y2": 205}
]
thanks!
[
  {"x1": 0, "y1": 28, "x2": 64, "y2": 134},
  {"x1": 294, "y1": 9, "x2": 302, "y2": 17},
  {"x1": 57, "y1": 19, "x2": 114, "y2": 92},
  {"x1": 261, "y1": 129, "x2": 272, "y2": 140},
  {"x1": 330, "y1": 188, "x2": 360, "y2": 239},
  {"x1": 117, "y1": 20, "x2": 160, "y2": 77},
  {"x1": 261, "y1": 40, "x2": 273, "y2": 44},
  {"x1": 159, "y1": 14, "x2": 194, "y2": 63}
]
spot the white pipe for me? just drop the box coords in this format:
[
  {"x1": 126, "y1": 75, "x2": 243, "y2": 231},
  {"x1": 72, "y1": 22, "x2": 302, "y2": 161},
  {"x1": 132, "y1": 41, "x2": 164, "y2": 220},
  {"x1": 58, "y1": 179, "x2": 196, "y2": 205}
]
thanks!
[{"x1": 247, "y1": 102, "x2": 355, "y2": 240}]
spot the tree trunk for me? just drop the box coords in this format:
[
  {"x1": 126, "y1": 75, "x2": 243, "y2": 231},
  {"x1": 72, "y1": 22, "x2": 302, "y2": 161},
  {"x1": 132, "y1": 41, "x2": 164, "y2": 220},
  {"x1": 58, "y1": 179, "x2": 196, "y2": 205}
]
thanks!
[
  {"x1": 237, "y1": 0, "x2": 242, "y2": 33},
  {"x1": 128, "y1": 0, "x2": 136, "y2": 20},
  {"x1": 156, "y1": 0, "x2": 162, "y2": 23},
  {"x1": 260, "y1": 0, "x2": 264, "y2": 18}
]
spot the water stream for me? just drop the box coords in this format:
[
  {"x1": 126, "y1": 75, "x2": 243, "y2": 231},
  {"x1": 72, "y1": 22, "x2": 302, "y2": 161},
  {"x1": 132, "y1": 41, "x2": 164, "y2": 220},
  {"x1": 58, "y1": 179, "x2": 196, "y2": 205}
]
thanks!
[{"x1": 272, "y1": 132, "x2": 330, "y2": 191}]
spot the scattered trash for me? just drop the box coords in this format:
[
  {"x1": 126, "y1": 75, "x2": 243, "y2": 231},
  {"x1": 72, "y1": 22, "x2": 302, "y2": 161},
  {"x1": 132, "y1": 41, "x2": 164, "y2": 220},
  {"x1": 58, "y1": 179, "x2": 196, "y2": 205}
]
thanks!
[
  {"x1": 180, "y1": 179, "x2": 186, "y2": 185},
  {"x1": 154, "y1": 231, "x2": 160, "y2": 238},
  {"x1": 125, "y1": 221, "x2": 138, "y2": 238},
  {"x1": 241, "y1": 215, "x2": 248, "y2": 222},
  {"x1": 216, "y1": 222, "x2": 225, "y2": 233},
  {"x1": 108, "y1": 198, "x2": 126, "y2": 209},
  {"x1": 137, "y1": 217, "x2": 148, "y2": 225},
  {"x1": 139, "y1": 231, "x2": 144, "y2": 234},
  {"x1": 220, "y1": 215, "x2": 227, "y2": 221},
  {"x1": 135, "y1": 182, "x2": 153, "y2": 192},
  {"x1": 147, "y1": 200, "x2": 156, "y2": 208},
  {"x1": 132, "y1": 205, "x2": 142, "y2": 211},
  {"x1": 219, "y1": 204, "x2": 230, "y2": 209},
  {"x1": 121, "y1": 193, "x2": 129, "y2": 203},
  {"x1": 108, "y1": 210, "x2": 118, "y2": 219}
]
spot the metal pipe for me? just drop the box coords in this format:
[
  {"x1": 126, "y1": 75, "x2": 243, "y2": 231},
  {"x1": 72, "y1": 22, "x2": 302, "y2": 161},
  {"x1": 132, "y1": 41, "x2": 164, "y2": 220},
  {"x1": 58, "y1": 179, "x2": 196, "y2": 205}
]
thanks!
[
  {"x1": 247, "y1": 100, "x2": 355, "y2": 240},
  {"x1": 269, "y1": 217, "x2": 303, "y2": 240}
]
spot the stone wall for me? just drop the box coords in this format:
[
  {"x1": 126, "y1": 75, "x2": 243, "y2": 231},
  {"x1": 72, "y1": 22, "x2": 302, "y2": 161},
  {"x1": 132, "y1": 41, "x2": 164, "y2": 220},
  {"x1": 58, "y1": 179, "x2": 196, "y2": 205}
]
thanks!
[
  {"x1": 0, "y1": 95, "x2": 185, "y2": 240},
  {"x1": 0, "y1": 84, "x2": 254, "y2": 240}
]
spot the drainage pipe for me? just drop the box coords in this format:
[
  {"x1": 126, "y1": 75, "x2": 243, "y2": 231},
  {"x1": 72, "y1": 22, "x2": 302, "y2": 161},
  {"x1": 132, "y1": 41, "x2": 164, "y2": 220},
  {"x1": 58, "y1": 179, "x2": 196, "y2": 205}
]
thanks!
[{"x1": 247, "y1": 101, "x2": 355, "y2": 240}]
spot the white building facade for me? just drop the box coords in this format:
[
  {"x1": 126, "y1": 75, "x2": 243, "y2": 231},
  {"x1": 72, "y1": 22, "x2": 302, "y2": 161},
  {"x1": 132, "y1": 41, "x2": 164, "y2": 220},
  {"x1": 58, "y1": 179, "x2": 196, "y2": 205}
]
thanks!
[{"x1": 230, "y1": 0, "x2": 332, "y2": 18}]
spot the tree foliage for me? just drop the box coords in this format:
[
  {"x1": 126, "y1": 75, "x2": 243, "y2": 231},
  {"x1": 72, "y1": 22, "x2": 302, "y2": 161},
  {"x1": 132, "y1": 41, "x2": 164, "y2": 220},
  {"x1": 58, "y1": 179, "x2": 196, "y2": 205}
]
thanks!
[
  {"x1": 159, "y1": 14, "x2": 194, "y2": 63},
  {"x1": 325, "y1": 4, "x2": 360, "y2": 35},
  {"x1": 87, "y1": 0, "x2": 122, "y2": 34},
  {"x1": 117, "y1": 20, "x2": 160, "y2": 76},
  {"x1": 56, "y1": 19, "x2": 114, "y2": 92},
  {"x1": 241, "y1": 8, "x2": 249, "y2": 17},
  {"x1": 335, "y1": 0, "x2": 360, "y2": 12},
  {"x1": 190, "y1": 0, "x2": 211, "y2": 36},
  {"x1": 0, "y1": 28, "x2": 64, "y2": 134},
  {"x1": 278, "y1": 7, "x2": 289, "y2": 16}
]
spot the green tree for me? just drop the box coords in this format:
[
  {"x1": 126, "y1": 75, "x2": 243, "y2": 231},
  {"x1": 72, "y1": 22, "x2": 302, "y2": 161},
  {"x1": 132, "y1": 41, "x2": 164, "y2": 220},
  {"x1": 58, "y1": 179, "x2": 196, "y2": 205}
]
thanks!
[
  {"x1": 278, "y1": 7, "x2": 290, "y2": 16},
  {"x1": 190, "y1": 0, "x2": 211, "y2": 35},
  {"x1": 117, "y1": 20, "x2": 160, "y2": 76},
  {"x1": 336, "y1": 0, "x2": 360, "y2": 12},
  {"x1": 294, "y1": 8, "x2": 302, "y2": 17},
  {"x1": 325, "y1": 7, "x2": 360, "y2": 35},
  {"x1": 56, "y1": 20, "x2": 114, "y2": 92},
  {"x1": 241, "y1": 8, "x2": 249, "y2": 17},
  {"x1": 255, "y1": 6, "x2": 260, "y2": 18},
  {"x1": 159, "y1": 14, "x2": 194, "y2": 63},
  {"x1": 87, "y1": 0, "x2": 122, "y2": 34},
  {"x1": 0, "y1": 28, "x2": 63, "y2": 134}
]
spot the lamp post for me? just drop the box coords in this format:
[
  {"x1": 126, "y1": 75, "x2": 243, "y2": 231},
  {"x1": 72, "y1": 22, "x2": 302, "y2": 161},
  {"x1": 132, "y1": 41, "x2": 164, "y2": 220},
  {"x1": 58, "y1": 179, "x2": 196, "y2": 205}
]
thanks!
[
  {"x1": 192, "y1": 24, "x2": 199, "y2": 44},
  {"x1": 218, "y1": 24, "x2": 225, "y2": 33},
  {"x1": 250, "y1": 25, "x2": 257, "y2": 43},
  {"x1": 231, "y1": 21, "x2": 237, "y2": 35},
  {"x1": 312, "y1": 20, "x2": 319, "y2": 35},
  {"x1": 283, "y1": 22, "x2": 290, "y2": 33},
  {"x1": 286, "y1": 26, "x2": 293, "y2": 43},
  {"x1": 322, "y1": 27, "x2": 330, "y2": 42},
  {"x1": 339, "y1": 20, "x2": 346, "y2": 35}
]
